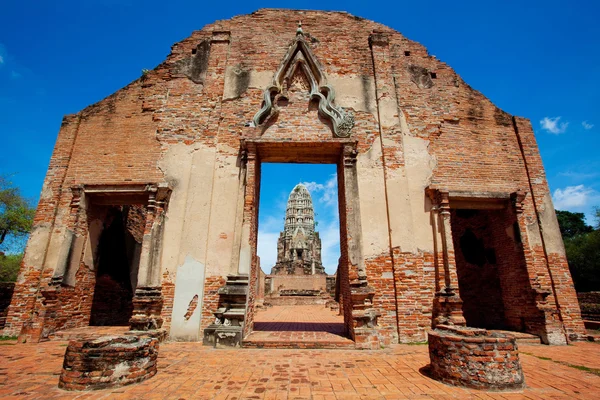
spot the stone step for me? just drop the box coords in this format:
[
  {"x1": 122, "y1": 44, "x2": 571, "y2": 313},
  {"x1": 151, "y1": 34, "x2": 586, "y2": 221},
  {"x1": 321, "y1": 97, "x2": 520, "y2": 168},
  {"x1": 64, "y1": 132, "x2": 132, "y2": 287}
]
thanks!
[
  {"x1": 243, "y1": 338, "x2": 355, "y2": 349},
  {"x1": 516, "y1": 337, "x2": 543, "y2": 345},
  {"x1": 489, "y1": 330, "x2": 542, "y2": 345},
  {"x1": 264, "y1": 297, "x2": 328, "y2": 306}
]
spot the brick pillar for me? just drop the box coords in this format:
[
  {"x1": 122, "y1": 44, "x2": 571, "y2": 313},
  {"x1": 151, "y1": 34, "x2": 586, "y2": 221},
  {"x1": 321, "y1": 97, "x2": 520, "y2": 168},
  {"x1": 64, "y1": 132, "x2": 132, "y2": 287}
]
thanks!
[
  {"x1": 342, "y1": 144, "x2": 366, "y2": 283},
  {"x1": 340, "y1": 143, "x2": 384, "y2": 349},
  {"x1": 130, "y1": 185, "x2": 170, "y2": 331},
  {"x1": 431, "y1": 190, "x2": 465, "y2": 327},
  {"x1": 54, "y1": 186, "x2": 86, "y2": 286},
  {"x1": 513, "y1": 117, "x2": 585, "y2": 342},
  {"x1": 35, "y1": 187, "x2": 88, "y2": 340},
  {"x1": 240, "y1": 143, "x2": 258, "y2": 337},
  {"x1": 229, "y1": 148, "x2": 248, "y2": 276}
]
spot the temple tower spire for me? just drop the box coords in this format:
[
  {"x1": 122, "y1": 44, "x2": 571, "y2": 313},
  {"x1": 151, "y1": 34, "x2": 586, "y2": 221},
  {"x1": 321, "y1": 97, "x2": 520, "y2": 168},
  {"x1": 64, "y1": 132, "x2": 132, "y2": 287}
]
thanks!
[{"x1": 271, "y1": 184, "x2": 324, "y2": 275}]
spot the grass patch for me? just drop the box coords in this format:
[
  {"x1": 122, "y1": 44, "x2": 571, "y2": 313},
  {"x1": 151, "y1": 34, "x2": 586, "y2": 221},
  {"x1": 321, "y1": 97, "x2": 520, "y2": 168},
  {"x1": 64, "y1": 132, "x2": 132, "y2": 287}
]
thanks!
[
  {"x1": 521, "y1": 351, "x2": 600, "y2": 377},
  {"x1": 406, "y1": 341, "x2": 428, "y2": 345},
  {"x1": 0, "y1": 336, "x2": 17, "y2": 341},
  {"x1": 565, "y1": 363, "x2": 600, "y2": 377}
]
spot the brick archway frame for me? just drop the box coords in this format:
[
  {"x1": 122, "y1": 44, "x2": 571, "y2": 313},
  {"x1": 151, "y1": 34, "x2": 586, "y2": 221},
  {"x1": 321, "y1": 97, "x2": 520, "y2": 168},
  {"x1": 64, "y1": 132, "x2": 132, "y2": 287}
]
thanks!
[{"x1": 237, "y1": 139, "x2": 383, "y2": 348}]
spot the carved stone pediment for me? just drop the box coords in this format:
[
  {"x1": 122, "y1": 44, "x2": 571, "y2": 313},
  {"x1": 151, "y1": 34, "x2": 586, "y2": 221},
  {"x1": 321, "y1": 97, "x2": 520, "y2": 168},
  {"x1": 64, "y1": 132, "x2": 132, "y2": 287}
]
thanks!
[{"x1": 251, "y1": 24, "x2": 355, "y2": 138}]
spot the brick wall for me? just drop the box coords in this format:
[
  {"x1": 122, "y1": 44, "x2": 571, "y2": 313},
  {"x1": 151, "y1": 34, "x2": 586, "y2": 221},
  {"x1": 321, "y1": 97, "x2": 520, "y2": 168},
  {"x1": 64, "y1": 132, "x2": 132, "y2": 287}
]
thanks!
[{"x1": 4, "y1": 9, "x2": 583, "y2": 344}]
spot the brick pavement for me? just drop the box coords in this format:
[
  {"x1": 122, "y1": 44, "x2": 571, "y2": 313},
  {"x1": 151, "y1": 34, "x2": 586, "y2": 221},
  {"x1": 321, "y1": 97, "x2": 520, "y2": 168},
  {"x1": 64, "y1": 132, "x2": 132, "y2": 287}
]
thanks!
[
  {"x1": 0, "y1": 339, "x2": 599, "y2": 399},
  {"x1": 246, "y1": 305, "x2": 352, "y2": 347}
]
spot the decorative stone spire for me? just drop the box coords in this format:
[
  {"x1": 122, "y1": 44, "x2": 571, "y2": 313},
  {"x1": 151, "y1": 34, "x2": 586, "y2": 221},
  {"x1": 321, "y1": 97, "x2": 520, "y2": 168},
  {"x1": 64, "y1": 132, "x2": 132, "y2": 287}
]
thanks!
[
  {"x1": 296, "y1": 21, "x2": 303, "y2": 37},
  {"x1": 284, "y1": 183, "x2": 314, "y2": 235},
  {"x1": 271, "y1": 183, "x2": 324, "y2": 275},
  {"x1": 250, "y1": 23, "x2": 355, "y2": 138}
]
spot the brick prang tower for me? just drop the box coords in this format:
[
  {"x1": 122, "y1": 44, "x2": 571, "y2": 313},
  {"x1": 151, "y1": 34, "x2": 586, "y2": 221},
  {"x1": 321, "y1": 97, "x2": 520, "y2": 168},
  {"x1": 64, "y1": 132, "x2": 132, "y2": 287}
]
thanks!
[{"x1": 271, "y1": 184, "x2": 325, "y2": 275}]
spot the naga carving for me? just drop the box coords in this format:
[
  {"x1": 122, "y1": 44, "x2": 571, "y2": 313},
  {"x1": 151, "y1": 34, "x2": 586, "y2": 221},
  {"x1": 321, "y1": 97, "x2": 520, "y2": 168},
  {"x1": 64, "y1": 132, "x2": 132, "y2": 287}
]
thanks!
[{"x1": 251, "y1": 23, "x2": 355, "y2": 138}]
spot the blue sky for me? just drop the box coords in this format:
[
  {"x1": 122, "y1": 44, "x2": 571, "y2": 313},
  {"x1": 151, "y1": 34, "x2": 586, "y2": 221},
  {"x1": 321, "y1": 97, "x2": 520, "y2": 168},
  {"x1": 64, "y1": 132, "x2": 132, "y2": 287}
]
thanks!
[{"x1": 1, "y1": 0, "x2": 598, "y2": 254}]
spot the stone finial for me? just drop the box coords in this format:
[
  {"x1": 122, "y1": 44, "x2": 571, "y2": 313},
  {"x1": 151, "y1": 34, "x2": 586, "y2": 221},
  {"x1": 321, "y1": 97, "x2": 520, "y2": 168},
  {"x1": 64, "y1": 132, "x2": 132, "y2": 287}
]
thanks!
[{"x1": 296, "y1": 21, "x2": 303, "y2": 36}]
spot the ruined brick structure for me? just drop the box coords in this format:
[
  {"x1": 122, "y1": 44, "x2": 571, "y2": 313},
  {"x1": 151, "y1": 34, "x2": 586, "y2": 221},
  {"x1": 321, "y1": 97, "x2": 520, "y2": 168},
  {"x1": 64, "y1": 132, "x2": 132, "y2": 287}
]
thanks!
[
  {"x1": 271, "y1": 183, "x2": 324, "y2": 276},
  {"x1": 3, "y1": 9, "x2": 585, "y2": 349},
  {"x1": 262, "y1": 183, "x2": 331, "y2": 302}
]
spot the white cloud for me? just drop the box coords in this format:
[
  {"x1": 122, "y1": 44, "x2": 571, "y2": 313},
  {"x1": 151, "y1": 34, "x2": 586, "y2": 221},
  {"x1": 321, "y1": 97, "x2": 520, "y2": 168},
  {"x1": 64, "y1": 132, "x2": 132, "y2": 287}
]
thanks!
[
  {"x1": 552, "y1": 185, "x2": 598, "y2": 210},
  {"x1": 257, "y1": 230, "x2": 279, "y2": 273},
  {"x1": 302, "y1": 174, "x2": 338, "y2": 207},
  {"x1": 319, "y1": 221, "x2": 341, "y2": 274},
  {"x1": 582, "y1": 121, "x2": 594, "y2": 130},
  {"x1": 540, "y1": 116, "x2": 568, "y2": 134},
  {"x1": 558, "y1": 171, "x2": 598, "y2": 180},
  {"x1": 0, "y1": 55, "x2": 4, "y2": 64}
]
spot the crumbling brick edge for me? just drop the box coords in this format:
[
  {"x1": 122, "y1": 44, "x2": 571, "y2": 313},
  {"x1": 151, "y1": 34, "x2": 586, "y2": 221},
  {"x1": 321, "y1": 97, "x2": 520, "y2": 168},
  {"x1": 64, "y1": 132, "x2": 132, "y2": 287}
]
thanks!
[
  {"x1": 425, "y1": 325, "x2": 525, "y2": 390},
  {"x1": 58, "y1": 335, "x2": 158, "y2": 391}
]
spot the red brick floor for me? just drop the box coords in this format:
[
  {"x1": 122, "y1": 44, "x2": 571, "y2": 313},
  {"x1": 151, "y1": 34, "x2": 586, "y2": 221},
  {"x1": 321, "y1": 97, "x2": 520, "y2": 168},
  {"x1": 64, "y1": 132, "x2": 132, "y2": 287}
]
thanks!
[
  {"x1": 0, "y1": 340, "x2": 599, "y2": 399},
  {"x1": 245, "y1": 305, "x2": 353, "y2": 348}
]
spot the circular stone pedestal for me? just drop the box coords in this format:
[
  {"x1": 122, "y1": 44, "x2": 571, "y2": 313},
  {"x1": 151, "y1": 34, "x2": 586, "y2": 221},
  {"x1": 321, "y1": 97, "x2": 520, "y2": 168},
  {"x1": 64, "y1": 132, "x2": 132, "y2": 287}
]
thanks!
[
  {"x1": 427, "y1": 325, "x2": 524, "y2": 390},
  {"x1": 58, "y1": 335, "x2": 158, "y2": 391}
]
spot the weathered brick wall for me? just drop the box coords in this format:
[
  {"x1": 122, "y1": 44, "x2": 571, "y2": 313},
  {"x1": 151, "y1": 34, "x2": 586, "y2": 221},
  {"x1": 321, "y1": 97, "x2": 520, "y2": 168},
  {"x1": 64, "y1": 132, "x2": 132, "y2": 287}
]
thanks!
[
  {"x1": 392, "y1": 250, "x2": 437, "y2": 342},
  {"x1": 160, "y1": 277, "x2": 175, "y2": 332},
  {"x1": 200, "y1": 276, "x2": 226, "y2": 332},
  {"x1": 4, "y1": 9, "x2": 583, "y2": 344},
  {"x1": 488, "y1": 208, "x2": 546, "y2": 335}
]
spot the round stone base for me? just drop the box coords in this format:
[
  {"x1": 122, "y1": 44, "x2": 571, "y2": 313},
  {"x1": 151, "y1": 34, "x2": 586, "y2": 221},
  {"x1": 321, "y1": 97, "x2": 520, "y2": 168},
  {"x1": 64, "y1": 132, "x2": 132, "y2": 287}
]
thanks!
[
  {"x1": 58, "y1": 335, "x2": 158, "y2": 391},
  {"x1": 427, "y1": 325, "x2": 524, "y2": 390}
]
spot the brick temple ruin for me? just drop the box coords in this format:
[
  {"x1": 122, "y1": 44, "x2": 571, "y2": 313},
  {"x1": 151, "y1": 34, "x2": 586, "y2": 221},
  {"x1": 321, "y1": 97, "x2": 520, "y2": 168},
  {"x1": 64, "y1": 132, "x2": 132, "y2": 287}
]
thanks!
[
  {"x1": 2, "y1": 9, "x2": 586, "y2": 350},
  {"x1": 262, "y1": 183, "x2": 335, "y2": 303}
]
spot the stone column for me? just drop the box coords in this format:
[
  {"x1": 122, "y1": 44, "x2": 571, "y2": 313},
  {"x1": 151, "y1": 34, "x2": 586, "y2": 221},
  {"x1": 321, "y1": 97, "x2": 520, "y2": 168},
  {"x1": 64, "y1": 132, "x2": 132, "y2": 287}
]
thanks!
[
  {"x1": 340, "y1": 143, "x2": 382, "y2": 349},
  {"x1": 342, "y1": 143, "x2": 366, "y2": 282},
  {"x1": 229, "y1": 148, "x2": 248, "y2": 276},
  {"x1": 37, "y1": 187, "x2": 87, "y2": 340},
  {"x1": 431, "y1": 190, "x2": 465, "y2": 327},
  {"x1": 129, "y1": 185, "x2": 170, "y2": 332},
  {"x1": 237, "y1": 144, "x2": 257, "y2": 276},
  {"x1": 240, "y1": 143, "x2": 258, "y2": 337}
]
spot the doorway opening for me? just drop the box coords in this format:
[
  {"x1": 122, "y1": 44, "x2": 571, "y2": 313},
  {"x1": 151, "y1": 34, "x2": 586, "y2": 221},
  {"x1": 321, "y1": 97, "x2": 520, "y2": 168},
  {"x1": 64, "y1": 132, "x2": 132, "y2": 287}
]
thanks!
[
  {"x1": 450, "y1": 206, "x2": 542, "y2": 335},
  {"x1": 250, "y1": 162, "x2": 349, "y2": 345},
  {"x1": 89, "y1": 205, "x2": 145, "y2": 326}
]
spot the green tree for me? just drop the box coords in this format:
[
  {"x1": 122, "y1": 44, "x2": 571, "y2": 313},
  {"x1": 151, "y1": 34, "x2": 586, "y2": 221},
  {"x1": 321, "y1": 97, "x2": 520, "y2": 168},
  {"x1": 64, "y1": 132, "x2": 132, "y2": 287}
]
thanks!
[
  {"x1": 0, "y1": 175, "x2": 35, "y2": 248},
  {"x1": 564, "y1": 230, "x2": 600, "y2": 292},
  {"x1": 556, "y1": 208, "x2": 600, "y2": 292},
  {"x1": 0, "y1": 253, "x2": 22, "y2": 282},
  {"x1": 555, "y1": 210, "x2": 593, "y2": 239}
]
